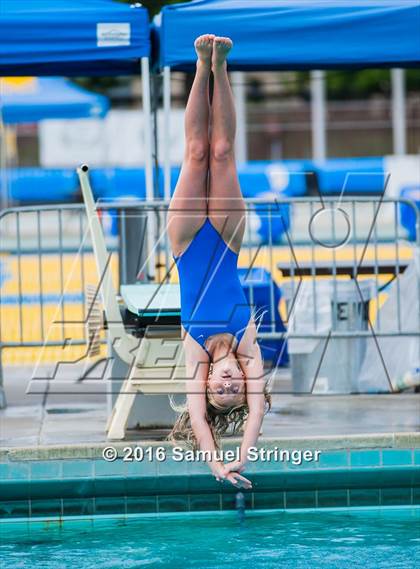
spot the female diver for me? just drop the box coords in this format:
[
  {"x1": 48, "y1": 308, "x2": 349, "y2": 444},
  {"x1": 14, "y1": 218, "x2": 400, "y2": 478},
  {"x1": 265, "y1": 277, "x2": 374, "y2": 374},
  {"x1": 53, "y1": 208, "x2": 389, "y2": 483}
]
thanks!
[{"x1": 167, "y1": 35, "x2": 270, "y2": 489}]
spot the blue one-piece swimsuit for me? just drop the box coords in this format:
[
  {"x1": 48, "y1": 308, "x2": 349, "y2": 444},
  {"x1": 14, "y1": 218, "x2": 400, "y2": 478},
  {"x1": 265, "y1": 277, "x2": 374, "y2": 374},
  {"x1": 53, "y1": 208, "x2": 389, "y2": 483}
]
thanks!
[{"x1": 174, "y1": 218, "x2": 251, "y2": 355}]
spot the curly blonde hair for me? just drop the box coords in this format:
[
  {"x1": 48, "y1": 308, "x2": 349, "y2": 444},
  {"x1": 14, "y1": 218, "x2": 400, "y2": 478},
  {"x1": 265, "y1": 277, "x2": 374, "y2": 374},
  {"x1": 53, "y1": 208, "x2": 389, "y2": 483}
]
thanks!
[{"x1": 168, "y1": 385, "x2": 272, "y2": 450}]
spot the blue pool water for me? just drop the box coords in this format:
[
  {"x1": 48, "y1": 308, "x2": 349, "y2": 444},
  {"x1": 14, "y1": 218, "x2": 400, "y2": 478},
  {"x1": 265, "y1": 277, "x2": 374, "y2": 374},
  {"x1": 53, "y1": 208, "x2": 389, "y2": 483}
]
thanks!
[{"x1": 1, "y1": 507, "x2": 419, "y2": 569}]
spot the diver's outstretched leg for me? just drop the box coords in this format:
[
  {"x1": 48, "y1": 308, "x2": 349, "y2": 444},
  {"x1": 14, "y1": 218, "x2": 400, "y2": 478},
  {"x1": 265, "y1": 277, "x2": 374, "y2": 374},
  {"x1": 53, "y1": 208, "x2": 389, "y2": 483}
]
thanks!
[
  {"x1": 168, "y1": 34, "x2": 214, "y2": 257},
  {"x1": 208, "y1": 37, "x2": 245, "y2": 253}
]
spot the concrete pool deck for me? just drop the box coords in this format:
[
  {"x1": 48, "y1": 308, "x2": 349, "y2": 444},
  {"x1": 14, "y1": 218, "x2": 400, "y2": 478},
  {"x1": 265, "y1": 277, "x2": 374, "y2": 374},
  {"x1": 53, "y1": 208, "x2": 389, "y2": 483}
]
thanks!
[{"x1": 1, "y1": 366, "x2": 419, "y2": 453}]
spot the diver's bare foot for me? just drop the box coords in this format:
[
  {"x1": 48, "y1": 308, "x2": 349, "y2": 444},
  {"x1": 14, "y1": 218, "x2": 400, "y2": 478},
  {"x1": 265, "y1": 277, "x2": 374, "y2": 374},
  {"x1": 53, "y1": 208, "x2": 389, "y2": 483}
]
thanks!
[
  {"x1": 194, "y1": 34, "x2": 215, "y2": 67},
  {"x1": 212, "y1": 36, "x2": 233, "y2": 69}
]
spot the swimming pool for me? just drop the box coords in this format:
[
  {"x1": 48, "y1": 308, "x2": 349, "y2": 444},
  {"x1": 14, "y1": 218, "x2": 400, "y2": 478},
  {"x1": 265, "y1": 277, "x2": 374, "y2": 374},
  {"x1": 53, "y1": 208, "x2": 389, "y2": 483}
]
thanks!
[
  {"x1": 1, "y1": 438, "x2": 419, "y2": 568},
  {"x1": 1, "y1": 507, "x2": 419, "y2": 569}
]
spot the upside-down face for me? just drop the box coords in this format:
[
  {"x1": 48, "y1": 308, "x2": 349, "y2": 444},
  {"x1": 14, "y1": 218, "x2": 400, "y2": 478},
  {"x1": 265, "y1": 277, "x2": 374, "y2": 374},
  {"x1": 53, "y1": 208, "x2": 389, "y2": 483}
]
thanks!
[{"x1": 206, "y1": 352, "x2": 246, "y2": 409}]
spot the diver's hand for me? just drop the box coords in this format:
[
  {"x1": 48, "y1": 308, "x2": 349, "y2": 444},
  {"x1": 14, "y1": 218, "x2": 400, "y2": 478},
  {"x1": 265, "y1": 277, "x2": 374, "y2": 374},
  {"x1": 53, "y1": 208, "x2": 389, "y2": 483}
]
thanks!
[
  {"x1": 211, "y1": 463, "x2": 251, "y2": 489},
  {"x1": 211, "y1": 461, "x2": 227, "y2": 482},
  {"x1": 225, "y1": 471, "x2": 252, "y2": 490},
  {"x1": 224, "y1": 460, "x2": 245, "y2": 474}
]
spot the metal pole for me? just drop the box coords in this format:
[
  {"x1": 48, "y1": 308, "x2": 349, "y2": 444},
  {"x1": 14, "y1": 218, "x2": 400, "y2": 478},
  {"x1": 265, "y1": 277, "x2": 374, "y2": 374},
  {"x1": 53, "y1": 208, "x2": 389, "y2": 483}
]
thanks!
[
  {"x1": 391, "y1": 68, "x2": 406, "y2": 155},
  {"x1": 0, "y1": 77, "x2": 9, "y2": 212},
  {"x1": 232, "y1": 71, "x2": 247, "y2": 163},
  {"x1": 163, "y1": 66, "x2": 172, "y2": 201},
  {"x1": 310, "y1": 70, "x2": 327, "y2": 161},
  {"x1": 0, "y1": 93, "x2": 8, "y2": 406},
  {"x1": 141, "y1": 57, "x2": 156, "y2": 280},
  {"x1": 0, "y1": 117, "x2": 8, "y2": 212},
  {"x1": 162, "y1": 66, "x2": 172, "y2": 273}
]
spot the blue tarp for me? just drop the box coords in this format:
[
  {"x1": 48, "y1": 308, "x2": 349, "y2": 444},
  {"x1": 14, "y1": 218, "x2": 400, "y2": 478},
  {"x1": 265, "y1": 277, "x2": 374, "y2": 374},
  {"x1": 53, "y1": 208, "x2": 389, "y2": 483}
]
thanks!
[
  {"x1": 156, "y1": 0, "x2": 420, "y2": 71},
  {"x1": 2, "y1": 161, "x2": 308, "y2": 201},
  {"x1": 4, "y1": 159, "x2": 392, "y2": 202},
  {"x1": 312, "y1": 157, "x2": 386, "y2": 195},
  {"x1": 3, "y1": 168, "x2": 78, "y2": 202},
  {"x1": 0, "y1": 0, "x2": 150, "y2": 76},
  {"x1": 1, "y1": 77, "x2": 109, "y2": 123},
  {"x1": 237, "y1": 160, "x2": 308, "y2": 199}
]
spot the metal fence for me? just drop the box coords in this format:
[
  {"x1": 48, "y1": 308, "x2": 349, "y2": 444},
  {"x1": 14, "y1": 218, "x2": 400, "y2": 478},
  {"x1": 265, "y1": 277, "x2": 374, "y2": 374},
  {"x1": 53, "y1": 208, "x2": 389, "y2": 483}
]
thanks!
[{"x1": 0, "y1": 196, "x2": 419, "y2": 383}]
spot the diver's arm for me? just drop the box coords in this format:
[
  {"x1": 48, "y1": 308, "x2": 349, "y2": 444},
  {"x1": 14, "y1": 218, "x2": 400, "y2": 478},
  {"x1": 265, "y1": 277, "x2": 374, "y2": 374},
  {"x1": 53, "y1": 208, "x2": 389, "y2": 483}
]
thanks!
[
  {"x1": 240, "y1": 344, "x2": 266, "y2": 467},
  {"x1": 232, "y1": 325, "x2": 266, "y2": 470},
  {"x1": 187, "y1": 384, "x2": 225, "y2": 479},
  {"x1": 183, "y1": 336, "x2": 225, "y2": 479}
]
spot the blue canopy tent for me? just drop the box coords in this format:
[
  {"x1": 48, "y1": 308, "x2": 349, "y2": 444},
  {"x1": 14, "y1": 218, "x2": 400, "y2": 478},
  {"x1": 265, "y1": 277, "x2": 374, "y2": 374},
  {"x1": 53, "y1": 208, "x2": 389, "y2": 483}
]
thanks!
[
  {"x1": 155, "y1": 0, "x2": 420, "y2": 198},
  {"x1": 156, "y1": 0, "x2": 420, "y2": 71},
  {"x1": 1, "y1": 77, "x2": 109, "y2": 123},
  {"x1": 0, "y1": 0, "x2": 153, "y2": 221},
  {"x1": 0, "y1": 0, "x2": 150, "y2": 76}
]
